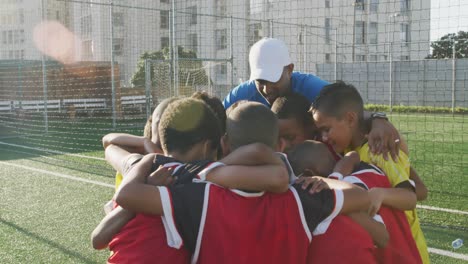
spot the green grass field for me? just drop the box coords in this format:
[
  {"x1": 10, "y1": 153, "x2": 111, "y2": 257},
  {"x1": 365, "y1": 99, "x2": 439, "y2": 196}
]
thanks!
[{"x1": 0, "y1": 113, "x2": 467, "y2": 263}]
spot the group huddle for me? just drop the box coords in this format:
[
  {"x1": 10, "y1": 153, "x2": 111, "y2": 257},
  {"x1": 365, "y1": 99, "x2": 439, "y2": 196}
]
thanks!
[{"x1": 91, "y1": 38, "x2": 430, "y2": 263}]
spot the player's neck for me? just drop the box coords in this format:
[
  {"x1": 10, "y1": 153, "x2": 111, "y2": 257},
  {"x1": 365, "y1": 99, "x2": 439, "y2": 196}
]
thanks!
[{"x1": 349, "y1": 129, "x2": 366, "y2": 150}]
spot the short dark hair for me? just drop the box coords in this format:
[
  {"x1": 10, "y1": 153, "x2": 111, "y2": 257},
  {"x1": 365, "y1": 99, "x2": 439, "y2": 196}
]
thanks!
[
  {"x1": 286, "y1": 140, "x2": 336, "y2": 177},
  {"x1": 158, "y1": 98, "x2": 222, "y2": 154},
  {"x1": 226, "y1": 101, "x2": 278, "y2": 150},
  {"x1": 191, "y1": 91, "x2": 227, "y2": 135},
  {"x1": 311, "y1": 81, "x2": 364, "y2": 124},
  {"x1": 271, "y1": 93, "x2": 312, "y2": 125}
]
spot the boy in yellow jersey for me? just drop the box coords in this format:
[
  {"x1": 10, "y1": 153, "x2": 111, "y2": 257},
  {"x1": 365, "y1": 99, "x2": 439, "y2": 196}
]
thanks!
[{"x1": 310, "y1": 81, "x2": 430, "y2": 264}]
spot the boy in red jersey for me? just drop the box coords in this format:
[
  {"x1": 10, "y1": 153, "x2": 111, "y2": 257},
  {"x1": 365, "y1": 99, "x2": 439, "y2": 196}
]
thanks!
[
  {"x1": 115, "y1": 101, "x2": 374, "y2": 264},
  {"x1": 287, "y1": 140, "x2": 422, "y2": 264}
]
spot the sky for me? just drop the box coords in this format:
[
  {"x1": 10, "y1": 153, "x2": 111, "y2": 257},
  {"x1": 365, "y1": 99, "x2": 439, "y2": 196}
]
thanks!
[{"x1": 431, "y1": 0, "x2": 468, "y2": 40}]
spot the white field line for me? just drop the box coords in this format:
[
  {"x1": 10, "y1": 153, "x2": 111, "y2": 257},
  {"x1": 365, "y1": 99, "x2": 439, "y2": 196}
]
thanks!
[
  {"x1": 417, "y1": 205, "x2": 468, "y2": 215},
  {"x1": 2, "y1": 160, "x2": 468, "y2": 260},
  {"x1": 428, "y1": 247, "x2": 468, "y2": 261},
  {"x1": 0, "y1": 141, "x2": 105, "y2": 161},
  {"x1": 0, "y1": 161, "x2": 113, "y2": 188}
]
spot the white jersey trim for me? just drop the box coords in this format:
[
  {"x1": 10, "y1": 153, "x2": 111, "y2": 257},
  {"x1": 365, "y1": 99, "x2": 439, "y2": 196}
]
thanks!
[
  {"x1": 196, "y1": 162, "x2": 225, "y2": 181},
  {"x1": 328, "y1": 172, "x2": 344, "y2": 180},
  {"x1": 351, "y1": 168, "x2": 386, "y2": 177},
  {"x1": 191, "y1": 183, "x2": 212, "y2": 264},
  {"x1": 230, "y1": 189, "x2": 265, "y2": 197},
  {"x1": 312, "y1": 189, "x2": 344, "y2": 236},
  {"x1": 343, "y1": 176, "x2": 369, "y2": 190},
  {"x1": 158, "y1": 186, "x2": 184, "y2": 249},
  {"x1": 290, "y1": 186, "x2": 312, "y2": 242}
]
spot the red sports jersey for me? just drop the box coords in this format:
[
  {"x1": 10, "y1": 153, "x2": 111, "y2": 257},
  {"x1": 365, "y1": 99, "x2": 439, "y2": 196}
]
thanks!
[
  {"x1": 307, "y1": 214, "x2": 377, "y2": 264},
  {"x1": 343, "y1": 163, "x2": 423, "y2": 264},
  {"x1": 158, "y1": 183, "x2": 343, "y2": 264},
  {"x1": 107, "y1": 155, "x2": 213, "y2": 264},
  {"x1": 108, "y1": 213, "x2": 189, "y2": 264}
]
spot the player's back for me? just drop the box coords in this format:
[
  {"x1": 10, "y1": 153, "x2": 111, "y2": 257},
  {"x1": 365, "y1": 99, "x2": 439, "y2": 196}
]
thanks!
[
  {"x1": 108, "y1": 208, "x2": 189, "y2": 264},
  {"x1": 349, "y1": 163, "x2": 422, "y2": 264},
  {"x1": 307, "y1": 214, "x2": 377, "y2": 264},
  {"x1": 197, "y1": 184, "x2": 311, "y2": 264}
]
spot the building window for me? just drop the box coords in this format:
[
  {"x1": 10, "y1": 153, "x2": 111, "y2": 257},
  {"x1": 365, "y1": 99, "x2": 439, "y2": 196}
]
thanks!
[
  {"x1": 355, "y1": 54, "x2": 366, "y2": 61},
  {"x1": 400, "y1": 55, "x2": 410, "y2": 61},
  {"x1": 325, "y1": 0, "x2": 330, "y2": 8},
  {"x1": 161, "y1": 37, "x2": 169, "y2": 49},
  {"x1": 160, "y1": 0, "x2": 169, "y2": 3},
  {"x1": 215, "y1": 0, "x2": 227, "y2": 17},
  {"x1": 325, "y1": 53, "x2": 331, "y2": 63},
  {"x1": 13, "y1": 30, "x2": 19, "y2": 44},
  {"x1": 81, "y1": 15, "x2": 92, "y2": 37},
  {"x1": 249, "y1": 23, "x2": 262, "y2": 45},
  {"x1": 82, "y1": 40, "x2": 93, "y2": 60},
  {"x1": 369, "y1": 55, "x2": 377, "y2": 61},
  {"x1": 217, "y1": 64, "x2": 227, "y2": 81},
  {"x1": 113, "y1": 12, "x2": 124, "y2": 27},
  {"x1": 369, "y1": 22, "x2": 378, "y2": 44},
  {"x1": 20, "y1": 49, "x2": 24, "y2": 59},
  {"x1": 19, "y1": 29, "x2": 24, "y2": 43},
  {"x1": 325, "y1": 18, "x2": 331, "y2": 44},
  {"x1": 354, "y1": 0, "x2": 365, "y2": 10},
  {"x1": 160, "y1": 10, "x2": 169, "y2": 29},
  {"x1": 187, "y1": 33, "x2": 197, "y2": 52},
  {"x1": 370, "y1": 0, "x2": 378, "y2": 12},
  {"x1": 355, "y1": 21, "x2": 365, "y2": 44},
  {"x1": 215, "y1": 29, "x2": 227, "y2": 50},
  {"x1": 400, "y1": 0, "x2": 410, "y2": 12},
  {"x1": 8, "y1": 30, "x2": 13, "y2": 44},
  {"x1": 187, "y1": 6, "x2": 197, "y2": 25},
  {"x1": 19, "y1": 8, "x2": 24, "y2": 24},
  {"x1": 113, "y1": 38, "x2": 124, "y2": 56},
  {"x1": 2, "y1": 31, "x2": 6, "y2": 44},
  {"x1": 56, "y1": 10, "x2": 60, "y2": 20},
  {"x1": 400, "y1": 23, "x2": 410, "y2": 44}
]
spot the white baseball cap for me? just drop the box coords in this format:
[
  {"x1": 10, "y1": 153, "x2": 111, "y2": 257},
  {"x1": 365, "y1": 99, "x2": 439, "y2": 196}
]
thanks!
[{"x1": 249, "y1": 37, "x2": 291, "y2": 83}]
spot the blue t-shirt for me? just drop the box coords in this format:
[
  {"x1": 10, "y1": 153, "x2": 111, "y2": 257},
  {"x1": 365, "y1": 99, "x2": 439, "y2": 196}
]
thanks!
[{"x1": 223, "y1": 72, "x2": 329, "y2": 109}]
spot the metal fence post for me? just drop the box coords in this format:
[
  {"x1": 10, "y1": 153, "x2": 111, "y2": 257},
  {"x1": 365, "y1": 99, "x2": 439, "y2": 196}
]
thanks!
[
  {"x1": 389, "y1": 42, "x2": 393, "y2": 112},
  {"x1": 144, "y1": 59, "x2": 152, "y2": 119},
  {"x1": 451, "y1": 41, "x2": 456, "y2": 113},
  {"x1": 109, "y1": 0, "x2": 116, "y2": 128},
  {"x1": 41, "y1": 0, "x2": 48, "y2": 133},
  {"x1": 230, "y1": 16, "x2": 234, "y2": 89},
  {"x1": 269, "y1": 19, "x2": 274, "y2": 37},
  {"x1": 171, "y1": 1, "x2": 178, "y2": 96},
  {"x1": 334, "y1": 28, "x2": 337, "y2": 82},
  {"x1": 303, "y1": 26, "x2": 307, "y2": 71}
]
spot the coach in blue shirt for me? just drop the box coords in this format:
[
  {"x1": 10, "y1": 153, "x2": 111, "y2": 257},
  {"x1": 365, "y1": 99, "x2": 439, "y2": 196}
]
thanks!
[
  {"x1": 223, "y1": 37, "x2": 403, "y2": 161},
  {"x1": 223, "y1": 37, "x2": 328, "y2": 109}
]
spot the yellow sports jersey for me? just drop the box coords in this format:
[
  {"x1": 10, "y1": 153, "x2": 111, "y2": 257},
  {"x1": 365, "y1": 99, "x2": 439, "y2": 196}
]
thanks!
[
  {"x1": 115, "y1": 172, "x2": 123, "y2": 190},
  {"x1": 354, "y1": 143, "x2": 430, "y2": 264}
]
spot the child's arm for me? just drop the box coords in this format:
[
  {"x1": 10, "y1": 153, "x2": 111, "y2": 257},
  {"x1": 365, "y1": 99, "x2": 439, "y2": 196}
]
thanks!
[
  {"x1": 348, "y1": 212, "x2": 389, "y2": 248},
  {"x1": 105, "y1": 145, "x2": 143, "y2": 175},
  {"x1": 328, "y1": 151, "x2": 360, "y2": 180},
  {"x1": 203, "y1": 143, "x2": 289, "y2": 193},
  {"x1": 410, "y1": 167, "x2": 428, "y2": 201},
  {"x1": 102, "y1": 133, "x2": 149, "y2": 154},
  {"x1": 398, "y1": 138, "x2": 428, "y2": 201},
  {"x1": 91, "y1": 206, "x2": 135, "y2": 250},
  {"x1": 368, "y1": 187, "x2": 417, "y2": 216},
  {"x1": 115, "y1": 154, "x2": 165, "y2": 215}
]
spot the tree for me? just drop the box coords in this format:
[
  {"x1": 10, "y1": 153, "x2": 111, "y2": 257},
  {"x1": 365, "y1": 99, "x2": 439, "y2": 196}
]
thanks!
[
  {"x1": 130, "y1": 46, "x2": 210, "y2": 87},
  {"x1": 426, "y1": 31, "x2": 468, "y2": 59}
]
